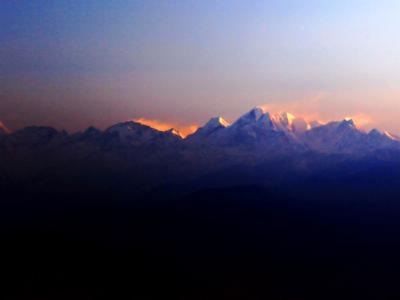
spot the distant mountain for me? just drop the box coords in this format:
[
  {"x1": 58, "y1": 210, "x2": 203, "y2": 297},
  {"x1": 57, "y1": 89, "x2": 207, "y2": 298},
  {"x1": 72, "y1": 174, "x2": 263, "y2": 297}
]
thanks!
[
  {"x1": 1, "y1": 107, "x2": 400, "y2": 166},
  {"x1": 186, "y1": 116, "x2": 229, "y2": 142},
  {"x1": 189, "y1": 107, "x2": 310, "y2": 144},
  {"x1": 105, "y1": 121, "x2": 182, "y2": 147},
  {"x1": 1, "y1": 108, "x2": 400, "y2": 195},
  {"x1": 188, "y1": 107, "x2": 400, "y2": 156},
  {"x1": 5, "y1": 126, "x2": 64, "y2": 147},
  {"x1": 302, "y1": 119, "x2": 400, "y2": 154},
  {"x1": 210, "y1": 107, "x2": 304, "y2": 153},
  {"x1": 5, "y1": 112, "x2": 400, "y2": 300}
]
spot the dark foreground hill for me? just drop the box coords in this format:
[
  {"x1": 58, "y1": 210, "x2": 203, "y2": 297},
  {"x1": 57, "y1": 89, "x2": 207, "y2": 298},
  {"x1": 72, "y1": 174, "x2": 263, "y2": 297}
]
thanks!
[
  {"x1": 2, "y1": 184, "x2": 400, "y2": 299},
  {"x1": 2, "y1": 160, "x2": 400, "y2": 299}
]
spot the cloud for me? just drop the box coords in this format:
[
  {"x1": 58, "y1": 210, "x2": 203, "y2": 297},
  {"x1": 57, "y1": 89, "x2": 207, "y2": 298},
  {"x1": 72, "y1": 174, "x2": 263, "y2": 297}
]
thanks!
[
  {"x1": 344, "y1": 113, "x2": 373, "y2": 129},
  {"x1": 259, "y1": 93, "x2": 374, "y2": 130},
  {"x1": 259, "y1": 92, "x2": 328, "y2": 122},
  {"x1": 133, "y1": 118, "x2": 198, "y2": 137}
]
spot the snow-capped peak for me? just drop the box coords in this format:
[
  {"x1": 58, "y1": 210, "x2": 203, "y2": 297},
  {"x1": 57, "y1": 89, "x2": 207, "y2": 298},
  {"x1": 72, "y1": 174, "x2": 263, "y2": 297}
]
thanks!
[
  {"x1": 233, "y1": 107, "x2": 265, "y2": 126},
  {"x1": 270, "y1": 112, "x2": 294, "y2": 130},
  {"x1": 271, "y1": 112, "x2": 296, "y2": 127},
  {"x1": 367, "y1": 129, "x2": 398, "y2": 141},
  {"x1": 257, "y1": 112, "x2": 274, "y2": 129},
  {"x1": 230, "y1": 108, "x2": 314, "y2": 136},
  {"x1": 166, "y1": 128, "x2": 183, "y2": 137},
  {"x1": 249, "y1": 106, "x2": 265, "y2": 120},
  {"x1": 268, "y1": 112, "x2": 310, "y2": 134},
  {"x1": 187, "y1": 116, "x2": 230, "y2": 140},
  {"x1": 384, "y1": 131, "x2": 400, "y2": 141},
  {"x1": 204, "y1": 116, "x2": 230, "y2": 130},
  {"x1": 342, "y1": 118, "x2": 356, "y2": 127},
  {"x1": 368, "y1": 128, "x2": 382, "y2": 137}
]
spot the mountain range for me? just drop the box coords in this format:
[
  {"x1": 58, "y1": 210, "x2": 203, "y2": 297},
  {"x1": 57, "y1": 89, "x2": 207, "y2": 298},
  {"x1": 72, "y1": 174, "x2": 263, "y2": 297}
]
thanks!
[
  {"x1": 2, "y1": 106, "x2": 398, "y2": 155},
  {"x1": 185, "y1": 107, "x2": 400, "y2": 154},
  {"x1": 1, "y1": 106, "x2": 400, "y2": 191},
  {"x1": 4, "y1": 107, "x2": 400, "y2": 300}
]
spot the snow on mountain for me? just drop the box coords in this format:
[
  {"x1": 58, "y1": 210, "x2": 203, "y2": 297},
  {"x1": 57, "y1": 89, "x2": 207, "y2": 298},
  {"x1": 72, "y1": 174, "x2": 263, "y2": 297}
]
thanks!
[
  {"x1": 182, "y1": 107, "x2": 300, "y2": 146},
  {"x1": 269, "y1": 112, "x2": 311, "y2": 137},
  {"x1": 96, "y1": 110, "x2": 400, "y2": 154},
  {"x1": 383, "y1": 131, "x2": 400, "y2": 141},
  {"x1": 1, "y1": 107, "x2": 400, "y2": 157},
  {"x1": 226, "y1": 108, "x2": 310, "y2": 137},
  {"x1": 104, "y1": 112, "x2": 400, "y2": 154},
  {"x1": 270, "y1": 112, "x2": 295, "y2": 130},
  {"x1": 222, "y1": 107, "x2": 271, "y2": 138},
  {"x1": 186, "y1": 116, "x2": 229, "y2": 141},
  {"x1": 204, "y1": 116, "x2": 230, "y2": 130},
  {"x1": 106, "y1": 121, "x2": 181, "y2": 147},
  {"x1": 230, "y1": 106, "x2": 265, "y2": 128},
  {"x1": 366, "y1": 129, "x2": 400, "y2": 149},
  {"x1": 166, "y1": 128, "x2": 183, "y2": 138},
  {"x1": 208, "y1": 107, "x2": 306, "y2": 154},
  {"x1": 302, "y1": 119, "x2": 400, "y2": 153},
  {"x1": 140, "y1": 108, "x2": 314, "y2": 148},
  {"x1": 302, "y1": 119, "x2": 362, "y2": 153}
]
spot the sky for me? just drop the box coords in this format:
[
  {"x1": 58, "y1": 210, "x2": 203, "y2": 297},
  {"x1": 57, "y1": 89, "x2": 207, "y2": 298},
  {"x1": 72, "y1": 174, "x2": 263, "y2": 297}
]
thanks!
[{"x1": 1, "y1": 0, "x2": 400, "y2": 135}]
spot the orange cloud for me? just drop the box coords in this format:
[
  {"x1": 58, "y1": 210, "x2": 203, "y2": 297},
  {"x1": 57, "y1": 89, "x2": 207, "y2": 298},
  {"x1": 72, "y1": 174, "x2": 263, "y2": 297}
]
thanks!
[
  {"x1": 259, "y1": 93, "x2": 377, "y2": 130},
  {"x1": 133, "y1": 118, "x2": 198, "y2": 137},
  {"x1": 259, "y1": 92, "x2": 328, "y2": 123},
  {"x1": 344, "y1": 113, "x2": 373, "y2": 129}
]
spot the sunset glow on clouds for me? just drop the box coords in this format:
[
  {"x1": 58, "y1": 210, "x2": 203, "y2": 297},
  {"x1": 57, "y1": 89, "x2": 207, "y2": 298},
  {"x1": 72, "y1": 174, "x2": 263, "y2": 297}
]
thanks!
[
  {"x1": 133, "y1": 89, "x2": 390, "y2": 136},
  {"x1": 133, "y1": 118, "x2": 198, "y2": 138},
  {"x1": 344, "y1": 114, "x2": 373, "y2": 129},
  {"x1": 134, "y1": 109, "x2": 377, "y2": 137},
  {"x1": 259, "y1": 95, "x2": 376, "y2": 131},
  {"x1": 3, "y1": 1, "x2": 400, "y2": 135}
]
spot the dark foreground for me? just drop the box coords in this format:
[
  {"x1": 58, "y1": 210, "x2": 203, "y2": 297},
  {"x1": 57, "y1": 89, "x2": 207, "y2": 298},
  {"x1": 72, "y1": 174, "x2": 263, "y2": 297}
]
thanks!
[{"x1": 2, "y1": 177, "x2": 400, "y2": 300}]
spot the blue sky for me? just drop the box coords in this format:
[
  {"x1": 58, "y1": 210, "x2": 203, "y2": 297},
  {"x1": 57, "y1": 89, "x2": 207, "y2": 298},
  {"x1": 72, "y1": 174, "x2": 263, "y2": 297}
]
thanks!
[{"x1": 1, "y1": 1, "x2": 400, "y2": 133}]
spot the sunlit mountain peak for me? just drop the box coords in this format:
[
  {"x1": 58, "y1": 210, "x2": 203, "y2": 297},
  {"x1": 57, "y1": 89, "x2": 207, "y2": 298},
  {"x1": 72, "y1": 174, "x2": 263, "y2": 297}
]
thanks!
[{"x1": 204, "y1": 117, "x2": 230, "y2": 129}]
